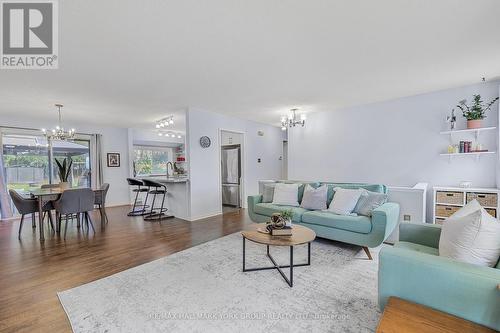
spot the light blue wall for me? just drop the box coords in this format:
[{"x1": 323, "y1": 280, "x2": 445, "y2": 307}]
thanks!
[{"x1": 288, "y1": 80, "x2": 500, "y2": 221}]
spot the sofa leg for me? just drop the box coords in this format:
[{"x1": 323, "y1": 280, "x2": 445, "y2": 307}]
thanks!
[{"x1": 362, "y1": 247, "x2": 372, "y2": 260}]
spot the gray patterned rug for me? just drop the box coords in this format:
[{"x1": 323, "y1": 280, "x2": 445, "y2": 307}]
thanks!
[{"x1": 58, "y1": 232, "x2": 382, "y2": 332}]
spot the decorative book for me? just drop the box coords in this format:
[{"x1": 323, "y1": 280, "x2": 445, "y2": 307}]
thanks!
[{"x1": 270, "y1": 226, "x2": 293, "y2": 236}]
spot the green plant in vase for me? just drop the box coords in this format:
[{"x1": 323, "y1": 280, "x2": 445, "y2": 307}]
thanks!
[
  {"x1": 281, "y1": 209, "x2": 294, "y2": 227},
  {"x1": 55, "y1": 157, "x2": 73, "y2": 190},
  {"x1": 456, "y1": 94, "x2": 499, "y2": 129}
]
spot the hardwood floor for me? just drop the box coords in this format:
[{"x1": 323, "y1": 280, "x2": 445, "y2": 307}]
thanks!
[{"x1": 0, "y1": 206, "x2": 252, "y2": 333}]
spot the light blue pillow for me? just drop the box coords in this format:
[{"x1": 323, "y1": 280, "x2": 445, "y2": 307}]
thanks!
[{"x1": 353, "y1": 190, "x2": 388, "y2": 216}]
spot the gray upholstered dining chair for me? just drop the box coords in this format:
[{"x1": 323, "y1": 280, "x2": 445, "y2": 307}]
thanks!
[
  {"x1": 94, "y1": 183, "x2": 110, "y2": 225},
  {"x1": 9, "y1": 189, "x2": 54, "y2": 239},
  {"x1": 53, "y1": 188, "x2": 96, "y2": 239}
]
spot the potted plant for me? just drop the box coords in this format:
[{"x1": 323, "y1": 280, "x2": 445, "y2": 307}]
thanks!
[
  {"x1": 456, "y1": 94, "x2": 499, "y2": 129},
  {"x1": 281, "y1": 209, "x2": 294, "y2": 227},
  {"x1": 55, "y1": 157, "x2": 72, "y2": 190}
]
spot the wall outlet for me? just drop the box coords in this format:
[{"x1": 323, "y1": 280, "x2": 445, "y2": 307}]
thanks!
[
  {"x1": 257, "y1": 158, "x2": 261, "y2": 163},
  {"x1": 403, "y1": 214, "x2": 411, "y2": 221}
]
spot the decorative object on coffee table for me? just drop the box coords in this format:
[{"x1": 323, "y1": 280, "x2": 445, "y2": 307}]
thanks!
[
  {"x1": 281, "y1": 209, "x2": 293, "y2": 227},
  {"x1": 456, "y1": 94, "x2": 499, "y2": 129},
  {"x1": 267, "y1": 212, "x2": 292, "y2": 235},
  {"x1": 107, "y1": 153, "x2": 120, "y2": 167},
  {"x1": 241, "y1": 223, "x2": 316, "y2": 287}
]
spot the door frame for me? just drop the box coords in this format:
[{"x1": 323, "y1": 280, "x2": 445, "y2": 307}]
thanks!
[{"x1": 218, "y1": 128, "x2": 246, "y2": 210}]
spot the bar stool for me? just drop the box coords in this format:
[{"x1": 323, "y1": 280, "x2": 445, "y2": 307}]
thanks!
[
  {"x1": 142, "y1": 179, "x2": 174, "y2": 221},
  {"x1": 126, "y1": 178, "x2": 150, "y2": 216}
]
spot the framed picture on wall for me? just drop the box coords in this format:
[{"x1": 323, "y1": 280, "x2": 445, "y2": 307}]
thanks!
[{"x1": 107, "y1": 153, "x2": 120, "y2": 167}]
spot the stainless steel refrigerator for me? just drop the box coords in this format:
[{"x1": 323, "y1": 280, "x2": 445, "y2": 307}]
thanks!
[{"x1": 221, "y1": 145, "x2": 241, "y2": 206}]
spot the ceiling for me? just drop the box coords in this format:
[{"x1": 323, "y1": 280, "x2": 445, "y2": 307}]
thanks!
[{"x1": 0, "y1": 0, "x2": 499, "y2": 128}]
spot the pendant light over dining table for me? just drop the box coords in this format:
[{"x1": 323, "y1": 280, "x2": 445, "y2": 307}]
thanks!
[{"x1": 41, "y1": 104, "x2": 76, "y2": 141}]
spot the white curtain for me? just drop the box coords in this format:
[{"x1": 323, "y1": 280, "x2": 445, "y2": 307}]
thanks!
[
  {"x1": 0, "y1": 129, "x2": 13, "y2": 219},
  {"x1": 90, "y1": 134, "x2": 104, "y2": 188}
]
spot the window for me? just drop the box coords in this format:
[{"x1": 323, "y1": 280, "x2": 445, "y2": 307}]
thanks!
[
  {"x1": 2, "y1": 133, "x2": 50, "y2": 191},
  {"x1": 52, "y1": 139, "x2": 91, "y2": 188},
  {"x1": 2, "y1": 130, "x2": 92, "y2": 191},
  {"x1": 133, "y1": 146, "x2": 173, "y2": 176}
]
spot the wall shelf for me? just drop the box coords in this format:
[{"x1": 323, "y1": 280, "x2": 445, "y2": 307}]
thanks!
[
  {"x1": 440, "y1": 151, "x2": 496, "y2": 162},
  {"x1": 440, "y1": 126, "x2": 496, "y2": 141}
]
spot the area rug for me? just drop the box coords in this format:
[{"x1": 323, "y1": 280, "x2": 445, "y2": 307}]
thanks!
[{"x1": 58, "y1": 232, "x2": 383, "y2": 332}]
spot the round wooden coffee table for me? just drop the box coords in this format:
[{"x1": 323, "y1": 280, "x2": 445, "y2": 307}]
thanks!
[{"x1": 241, "y1": 223, "x2": 316, "y2": 287}]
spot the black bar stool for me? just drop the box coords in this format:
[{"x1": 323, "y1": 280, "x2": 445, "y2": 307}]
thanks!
[
  {"x1": 126, "y1": 178, "x2": 150, "y2": 216},
  {"x1": 142, "y1": 179, "x2": 174, "y2": 221}
]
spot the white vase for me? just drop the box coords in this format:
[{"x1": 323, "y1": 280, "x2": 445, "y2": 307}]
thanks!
[
  {"x1": 59, "y1": 182, "x2": 70, "y2": 190},
  {"x1": 285, "y1": 218, "x2": 292, "y2": 227}
]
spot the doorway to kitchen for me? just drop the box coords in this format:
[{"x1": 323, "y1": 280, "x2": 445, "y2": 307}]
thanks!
[{"x1": 219, "y1": 130, "x2": 244, "y2": 215}]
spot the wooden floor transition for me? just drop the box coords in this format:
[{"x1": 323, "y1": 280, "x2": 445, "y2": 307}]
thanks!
[{"x1": 0, "y1": 205, "x2": 252, "y2": 333}]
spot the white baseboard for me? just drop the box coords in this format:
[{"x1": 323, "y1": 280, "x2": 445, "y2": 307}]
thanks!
[{"x1": 187, "y1": 211, "x2": 223, "y2": 221}]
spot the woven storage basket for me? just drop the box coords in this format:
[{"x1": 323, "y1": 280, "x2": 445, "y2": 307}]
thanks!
[
  {"x1": 436, "y1": 191, "x2": 463, "y2": 205},
  {"x1": 466, "y1": 192, "x2": 497, "y2": 208},
  {"x1": 435, "y1": 205, "x2": 460, "y2": 218}
]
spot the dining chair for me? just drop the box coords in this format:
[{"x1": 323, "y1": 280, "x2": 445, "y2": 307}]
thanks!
[
  {"x1": 9, "y1": 190, "x2": 54, "y2": 239},
  {"x1": 94, "y1": 183, "x2": 110, "y2": 225},
  {"x1": 53, "y1": 188, "x2": 96, "y2": 239}
]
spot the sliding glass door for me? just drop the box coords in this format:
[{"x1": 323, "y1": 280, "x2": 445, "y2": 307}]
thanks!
[
  {"x1": 2, "y1": 133, "x2": 50, "y2": 191},
  {"x1": 1, "y1": 129, "x2": 92, "y2": 191},
  {"x1": 52, "y1": 139, "x2": 91, "y2": 187}
]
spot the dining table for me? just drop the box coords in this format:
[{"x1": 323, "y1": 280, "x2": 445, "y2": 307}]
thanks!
[{"x1": 16, "y1": 187, "x2": 104, "y2": 242}]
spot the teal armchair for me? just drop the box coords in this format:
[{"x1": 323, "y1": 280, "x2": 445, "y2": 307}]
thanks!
[{"x1": 379, "y1": 223, "x2": 500, "y2": 331}]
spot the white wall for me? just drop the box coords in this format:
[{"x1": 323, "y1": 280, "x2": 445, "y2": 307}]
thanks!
[
  {"x1": 288, "y1": 81, "x2": 500, "y2": 220},
  {"x1": 0, "y1": 115, "x2": 130, "y2": 207},
  {"x1": 186, "y1": 108, "x2": 284, "y2": 220}
]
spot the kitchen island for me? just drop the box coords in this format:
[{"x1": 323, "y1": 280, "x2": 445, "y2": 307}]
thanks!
[{"x1": 142, "y1": 176, "x2": 189, "y2": 220}]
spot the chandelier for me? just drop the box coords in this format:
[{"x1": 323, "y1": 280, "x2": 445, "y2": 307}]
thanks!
[
  {"x1": 155, "y1": 116, "x2": 174, "y2": 128},
  {"x1": 281, "y1": 108, "x2": 306, "y2": 131},
  {"x1": 41, "y1": 104, "x2": 75, "y2": 141}
]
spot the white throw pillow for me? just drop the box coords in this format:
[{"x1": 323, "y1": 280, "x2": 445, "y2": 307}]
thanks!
[
  {"x1": 300, "y1": 184, "x2": 328, "y2": 210},
  {"x1": 326, "y1": 187, "x2": 363, "y2": 215},
  {"x1": 272, "y1": 183, "x2": 300, "y2": 206},
  {"x1": 439, "y1": 200, "x2": 500, "y2": 267}
]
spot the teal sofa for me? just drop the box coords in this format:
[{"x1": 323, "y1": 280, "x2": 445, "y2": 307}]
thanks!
[
  {"x1": 379, "y1": 223, "x2": 500, "y2": 330},
  {"x1": 248, "y1": 181, "x2": 400, "y2": 259}
]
